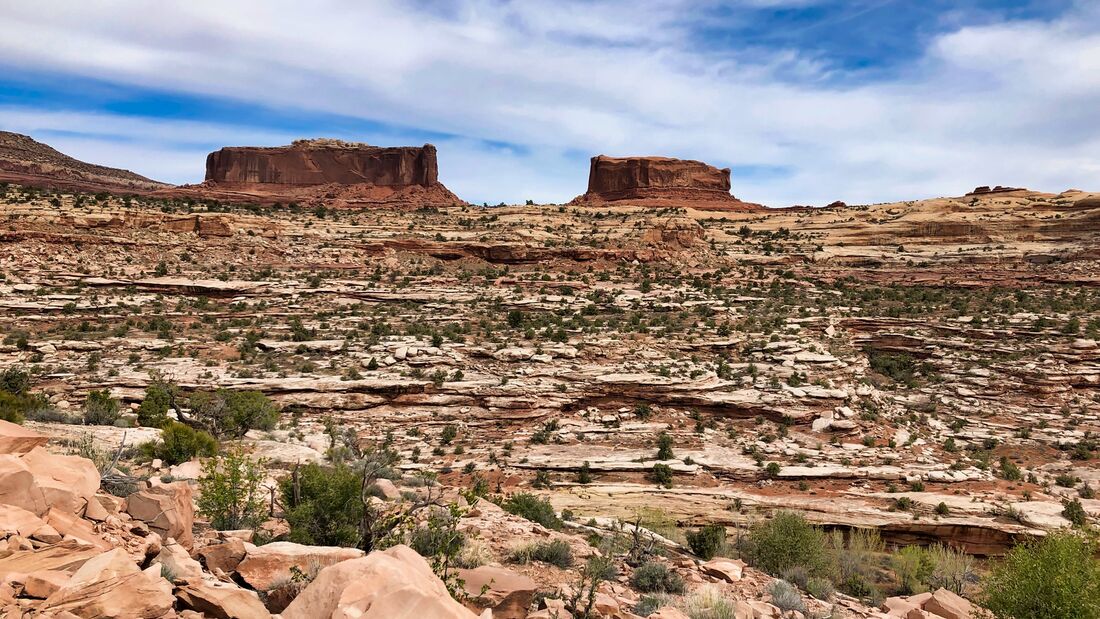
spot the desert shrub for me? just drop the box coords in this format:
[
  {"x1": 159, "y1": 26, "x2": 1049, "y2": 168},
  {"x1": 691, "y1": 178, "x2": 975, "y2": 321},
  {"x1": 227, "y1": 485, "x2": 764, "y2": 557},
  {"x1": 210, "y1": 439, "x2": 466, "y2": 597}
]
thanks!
[
  {"x1": 656, "y1": 432, "x2": 674, "y2": 460},
  {"x1": 806, "y1": 576, "x2": 835, "y2": 601},
  {"x1": 868, "y1": 351, "x2": 918, "y2": 386},
  {"x1": 139, "y1": 421, "x2": 218, "y2": 465},
  {"x1": 197, "y1": 447, "x2": 267, "y2": 531},
  {"x1": 510, "y1": 540, "x2": 573, "y2": 568},
  {"x1": 502, "y1": 493, "x2": 562, "y2": 530},
  {"x1": 679, "y1": 586, "x2": 739, "y2": 619},
  {"x1": 634, "y1": 596, "x2": 664, "y2": 616},
  {"x1": 0, "y1": 390, "x2": 48, "y2": 424},
  {"x1": 781, "y1": 565, "x2": 809, "y2": 588},
  {"x1": 686, "y1": 524, "x2": 727, "y2": 560},
  {"x1": 828, "y1": 528, "x2": 883, "y2": 586},
  {"x1": 892, "y1": 545, "x2": 933, "y2": 594},
  {"x1": 280, "y1": 462, "x2": 363, "y2": 547},
  {"x1": 631, "y1": 561, "x2": 685, "y2": 594},
  {"x1": 1062, "y1": 498, "x2": 1087, "y2": 526},
  {"x1": 409, "y1": 507, "x2": 466, "y2": 560},
  {"x1": 651, "y1": 463, "x2": 674, "y2": 487},
  {"x1": 0, "y1": 366, "x2": 30, "y2": 395},
  {"x1": 137, "y1": 381, "x2": 177, "y2": 428},
  {"x1": 983, "y1": 530, "x2": 1100, "y2": 619},
  {"x1": 768, "y1": 580, "x2": 806, "y2": 614},
  {"x1": 747, "y1": 511, "x2": 829, "y2": 577},
  {"x1": 187, "y1": 389, "x2": 278, "y2": 438},
  {"x1": 83, "y1": 389, "x2": 120, "y2": 425}
]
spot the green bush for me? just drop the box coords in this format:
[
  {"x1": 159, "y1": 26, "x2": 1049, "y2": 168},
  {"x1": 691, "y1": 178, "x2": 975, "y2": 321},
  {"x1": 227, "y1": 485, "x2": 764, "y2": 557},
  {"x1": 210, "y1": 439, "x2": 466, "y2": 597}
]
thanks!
[
  {"x1": 137, "y1": 381, "x2": 177, "y2": 428},
  {"x1": 686, "y1": 524, "x2": 727, "y2": 560},
  {"x1": 0, "y1": 366, "x2": 30, "y2": 395},
  {"x1": 651, "y1": 463, "x2": 674, "y2": 487},
  {"x1": 1062, "y1": 498, "x2": 1088, "y2": 526},
  {"x1": 188, "y1": 389, "x2": 278, "y2": 438},
  {"x1": 510, "y1": 539, "x2": 573, "y2": 568},
  {"x1": 409, "y1": 508, "x2": 465, "y2": 560},
  {"x1": 280, "y1": 462, "x2": 363, "y2": 547},
  {"x1": 867, "y1": 351, "x2": 918, "y2": 386},
  {"x1": 983, "y1": 531, "x2": 1100, "y2": 619},
  {"x1": 806, "y1": 577, "x2": 835, "y2": 601},
  {"x1": 139, "y1": 422, "x2": 218, "y2": 465},
  {"x1": 630, "y1": 561, "x2": 685, "y2": 594},
  {"x1": 197, "y1": 447, "x2": 266, "y2": 531},
  {"x1": 502, "y1": 493, "x2": 562, "y2": 530},
  {"x1": 83, "y1": 389, "x2": 120, "y2": 425},
  {"x1": 747, "y1": 511, "x2": 829, "y2": 577},
  {"x1": 768, "y1": 580, "x2": 806, "y2": 614},
  {"x1": 0, "y1": 390, "x2": 48, "y2": 424},
  {"x1": 656, "y1": 432, "x2": 674, "y2": 460}
]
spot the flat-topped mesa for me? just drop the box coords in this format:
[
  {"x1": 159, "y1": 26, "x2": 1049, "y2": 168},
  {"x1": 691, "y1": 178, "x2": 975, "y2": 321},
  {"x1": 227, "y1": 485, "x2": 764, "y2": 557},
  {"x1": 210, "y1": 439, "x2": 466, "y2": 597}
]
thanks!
[
  {"x1": 571, "y1": 155, "x2": 762, "y2": 211},
  {"x1": 171, "y1": 139, "x2": 465, "y2": 208},
  {"x1": 205, "y1": 140, "x2": 439, "y2": 187}
]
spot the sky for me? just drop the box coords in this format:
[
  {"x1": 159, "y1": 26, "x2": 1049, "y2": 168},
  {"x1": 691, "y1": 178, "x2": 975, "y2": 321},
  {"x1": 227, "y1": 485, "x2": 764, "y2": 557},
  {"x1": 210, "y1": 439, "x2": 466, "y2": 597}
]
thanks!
[{"x1": 0, "y1": 0, "x2": 1097, "y2": 206}]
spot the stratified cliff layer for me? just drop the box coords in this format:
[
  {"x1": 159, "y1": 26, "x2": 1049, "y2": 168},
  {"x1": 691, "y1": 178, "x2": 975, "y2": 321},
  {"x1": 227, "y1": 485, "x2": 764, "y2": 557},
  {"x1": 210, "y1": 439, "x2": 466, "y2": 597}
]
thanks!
[
  {"x1": 205, "y1": 139, "x2": 439, "y2": 187},
  {"x1": 0, "y1": 131, "x2": 168, "y2": 194},
  {"x1": 183, "y1": 139, "x2": 463, "y2": 208},
  {"x1": 572, "y1": 155, "x2": 762, "y2": 211}
]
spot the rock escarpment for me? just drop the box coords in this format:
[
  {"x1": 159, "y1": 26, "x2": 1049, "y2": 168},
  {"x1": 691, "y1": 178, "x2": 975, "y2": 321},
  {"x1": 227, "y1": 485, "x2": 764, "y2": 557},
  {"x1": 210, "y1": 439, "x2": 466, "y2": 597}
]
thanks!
[
  {"x1": 0, "y1": 131, "x2": 168, "y2": 194},
  {"x1": 572, "y1": 155, "x2": 762, "y2": 211},
  {"x1": 205, "y1": 139, "x2": 439, "y2": 187},
  {"x1": 175, "y1": 139, "x2": 464, "y2": 209}
]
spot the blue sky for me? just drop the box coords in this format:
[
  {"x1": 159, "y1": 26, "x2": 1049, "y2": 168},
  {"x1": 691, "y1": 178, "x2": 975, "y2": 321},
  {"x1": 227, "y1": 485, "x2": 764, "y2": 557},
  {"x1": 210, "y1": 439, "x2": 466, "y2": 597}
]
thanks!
[{"x1": 0, "y1": 0, "x2": 1096, "y2": 205}]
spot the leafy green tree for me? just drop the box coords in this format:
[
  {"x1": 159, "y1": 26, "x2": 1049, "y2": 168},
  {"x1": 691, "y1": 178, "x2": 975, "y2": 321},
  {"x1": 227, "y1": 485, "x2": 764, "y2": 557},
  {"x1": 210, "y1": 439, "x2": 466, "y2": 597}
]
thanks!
[
  {"x1": 185, "y1": 389, "x2": 278, "y2": 438},
  {"x1": 197, "y1": 448, "x2": 267, "y2": 530},
  {"x1": 137, "y1": 380, "x2": 178, "y2": 428},
  {"x1": 983, "y1": 531, "x2": 1100, "y2": 619}
]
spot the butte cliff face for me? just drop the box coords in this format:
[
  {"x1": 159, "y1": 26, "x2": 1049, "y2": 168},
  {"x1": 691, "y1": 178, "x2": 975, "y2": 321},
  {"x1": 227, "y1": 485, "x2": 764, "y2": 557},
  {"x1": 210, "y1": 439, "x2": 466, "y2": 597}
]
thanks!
[
  {"x1": 205, "y1": 139, "x2": 439, "y2": 187},
  {"x1": 175, "y1": 139, "x2": 463, "y2": 208},
  {"x1": 572, "y1": 155, "x2": 762, "y2": 211}
]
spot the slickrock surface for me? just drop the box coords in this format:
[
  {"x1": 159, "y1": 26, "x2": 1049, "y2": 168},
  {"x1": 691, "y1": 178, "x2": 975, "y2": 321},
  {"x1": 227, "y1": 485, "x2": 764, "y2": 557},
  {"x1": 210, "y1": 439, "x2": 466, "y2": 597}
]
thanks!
[
  {"x1": 3, "y1": 179, "x2": 1100, "y2": 618},
  {"x1": 572, "y1": 155, "x2": 763, "y2": 211}
]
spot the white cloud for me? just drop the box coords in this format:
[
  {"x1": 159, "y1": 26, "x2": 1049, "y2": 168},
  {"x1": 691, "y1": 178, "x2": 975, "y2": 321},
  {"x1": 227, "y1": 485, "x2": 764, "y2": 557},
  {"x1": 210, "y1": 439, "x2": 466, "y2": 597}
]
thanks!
[{"x1": 0, "y1": 0, "x2": 1098, "y2": 205}]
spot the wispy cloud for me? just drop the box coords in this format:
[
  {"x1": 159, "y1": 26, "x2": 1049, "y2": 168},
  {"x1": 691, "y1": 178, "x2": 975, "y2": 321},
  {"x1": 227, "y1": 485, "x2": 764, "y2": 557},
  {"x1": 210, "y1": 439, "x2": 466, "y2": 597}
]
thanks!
[{"x1": 0, "y1": 0, "x2": 1096, "y2": 205}]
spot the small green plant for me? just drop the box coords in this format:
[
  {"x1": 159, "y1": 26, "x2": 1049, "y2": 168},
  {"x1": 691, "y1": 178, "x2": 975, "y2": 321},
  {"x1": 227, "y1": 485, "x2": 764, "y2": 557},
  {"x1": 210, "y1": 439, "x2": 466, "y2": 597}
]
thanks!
[
  {"x1": 510, "y1": 539, "x2": 572, "y2": 568},
  {"x1": 139, "y1": 421, "x2": 218, "y2": 465},
  {"x1": 197, "y1": 447, "x2": 267, "y2": 531},
  {"x1": 650, "y1": 463, "x2": 674, "y2": 488},
  {"x1": 747, "y1": 511, "x2": 829, "y2": 577},
  {"x1": 685, "y1": 524, "x2": 726, "y2": 560},
  {"x1": 502, "y1": 493, "x2": 562, "y2": 530},
  {"x1": 630, "y1": 561, "x2": 685, "y2": 594},
  {"x1": 656, "y1": 432, "x2": 674, "y2": 460},
  {"x1": 83, "y1": 389, "x2": 120, "y2": 425}
]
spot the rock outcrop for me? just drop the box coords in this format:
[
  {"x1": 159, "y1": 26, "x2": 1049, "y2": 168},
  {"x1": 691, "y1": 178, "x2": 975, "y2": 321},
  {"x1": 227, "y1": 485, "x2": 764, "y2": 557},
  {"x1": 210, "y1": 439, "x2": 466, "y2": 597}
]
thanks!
[
  {"x1": 572, "y1": 155, "x2": 762, "y2": 211},
  {"x1": 206, "y1": 139, "x2": 438, "y2": 187},
  {"x1": 280, "y1": 544, "x2": 479, "y2": 619},
  {"x1": 175, "y1": 139, "x2": 464, "y2": 209},
  {"x1": 0, "y1": 131, "x2": 168, "y2": 194}
]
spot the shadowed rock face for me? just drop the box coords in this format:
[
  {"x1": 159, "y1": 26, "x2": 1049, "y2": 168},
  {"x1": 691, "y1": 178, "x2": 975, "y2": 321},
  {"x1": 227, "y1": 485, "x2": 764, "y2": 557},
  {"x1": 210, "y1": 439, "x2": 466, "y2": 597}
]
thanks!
[
  {"x1": 205, "y1": 140, "x2": 439, "y2": 187},
  {"x1": 587, "y1": 155, "x2": 731, "y2": 197},
  {"x1": 573, "y1": 155, "x2": 761, "y2": 211}
]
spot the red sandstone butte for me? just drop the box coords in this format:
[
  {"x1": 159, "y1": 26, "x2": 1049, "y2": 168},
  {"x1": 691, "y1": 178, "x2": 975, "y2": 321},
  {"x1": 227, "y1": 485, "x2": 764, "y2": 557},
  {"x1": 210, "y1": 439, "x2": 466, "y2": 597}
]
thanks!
[
  {"x1": 166, "y1": 139, "x2": 464, "y2": 208},
  {"x1": 571, "y1": 155, "x2": 762, "y2": 211}
]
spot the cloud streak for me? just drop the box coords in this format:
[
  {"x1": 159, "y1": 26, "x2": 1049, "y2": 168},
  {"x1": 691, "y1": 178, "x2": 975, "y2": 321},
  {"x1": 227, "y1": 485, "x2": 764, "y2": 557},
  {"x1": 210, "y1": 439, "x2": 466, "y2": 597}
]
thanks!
[{"x1": 0, "y1": 0, "x2": 1097, "y2": 205}]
